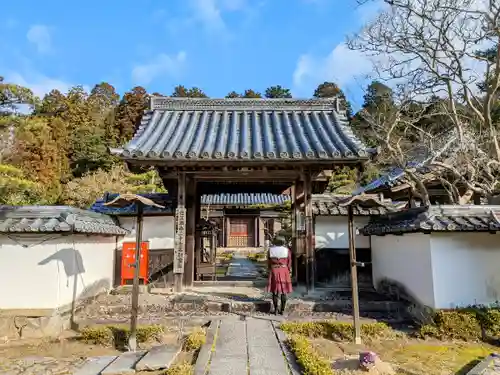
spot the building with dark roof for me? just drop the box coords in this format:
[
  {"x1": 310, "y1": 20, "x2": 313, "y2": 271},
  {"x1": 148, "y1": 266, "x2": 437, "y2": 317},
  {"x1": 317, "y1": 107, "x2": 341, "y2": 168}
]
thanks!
[
  {"x1": 110, "y1": 96, "x2": 375, "y2": 290},
  {"x1": 363, "y1": 204, "x2": 500, "y2": 309},
  {"x1": 0, "y1": 205, "x2": 127, "y2": 334}
]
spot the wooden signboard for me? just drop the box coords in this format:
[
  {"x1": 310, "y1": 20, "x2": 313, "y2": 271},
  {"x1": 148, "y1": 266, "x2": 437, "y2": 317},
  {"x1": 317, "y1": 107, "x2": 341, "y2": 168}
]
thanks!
[{"x1": 173, "y1": 207, "x2": 186, "y2": 274}]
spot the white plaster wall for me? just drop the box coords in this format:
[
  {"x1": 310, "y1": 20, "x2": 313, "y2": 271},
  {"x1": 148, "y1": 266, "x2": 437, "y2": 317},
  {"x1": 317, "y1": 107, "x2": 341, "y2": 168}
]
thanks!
[
  {"x1": 371, "y1": 233, "x2": 435, "y2": 307},
  {"x1": 431, "y1": 233, "x2": 500, "y2": 309},
  {"x1": 0, "y1": 234, "x2": 116, "y2": 310},
  {"x1": 118, "y1": 216, "x2": 174, "y2": 250},
  {"x1": 314, "y1": 216, "x2": 370, "y2": 249}
]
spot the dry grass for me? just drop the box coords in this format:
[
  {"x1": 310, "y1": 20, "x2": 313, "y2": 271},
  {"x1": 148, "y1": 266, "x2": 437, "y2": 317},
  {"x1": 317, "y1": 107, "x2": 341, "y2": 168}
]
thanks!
[
  {"x1": 162, "y1": 360, "x2": 193, "y2": 375},
  {"x1": 183, "y1": 327, "x2": 206, "y2": 352}
]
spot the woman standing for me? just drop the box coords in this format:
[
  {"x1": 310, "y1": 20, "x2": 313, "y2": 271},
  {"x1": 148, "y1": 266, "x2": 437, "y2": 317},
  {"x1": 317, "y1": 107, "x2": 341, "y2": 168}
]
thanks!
[{"x1": 267, "y1": 236, "x2": 293, "y2": 315}]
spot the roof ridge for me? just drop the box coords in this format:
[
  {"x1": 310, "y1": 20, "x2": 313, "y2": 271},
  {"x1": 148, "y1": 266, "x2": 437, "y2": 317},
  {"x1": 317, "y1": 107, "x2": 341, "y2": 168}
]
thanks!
[{"x1": 149, "y1": 96, "x2": 343, "y2": 111}]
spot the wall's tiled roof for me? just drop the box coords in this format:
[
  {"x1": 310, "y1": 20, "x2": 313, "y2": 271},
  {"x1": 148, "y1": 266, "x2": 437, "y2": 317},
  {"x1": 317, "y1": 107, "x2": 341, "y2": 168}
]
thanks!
[
  {"x1": 90, "y1": 193, "x2": 175, "y2": 216},
  {"x1": 353, "y1": 135, "x2": 458, "y2": 195},
  {"x1": 312, "y1": 194, "x2": 404, "y2": 216},
  {"x1": 110, "y1": 97, "x2": 369, "y2": 162},
  {"x1": 0, "y1": 206, "x2": 127, "y2": 235},
  {"x1": 201, "y1": 193, "x2": 290, "y2": 206},
  {"x1": 362, "y1": 205, "x2": 500, "y2": 235}
]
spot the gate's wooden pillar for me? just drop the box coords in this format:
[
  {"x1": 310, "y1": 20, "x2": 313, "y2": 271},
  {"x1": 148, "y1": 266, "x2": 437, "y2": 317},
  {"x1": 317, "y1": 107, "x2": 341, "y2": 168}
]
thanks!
[
  {"x1": 184, "y1": 176, "x2": 196, "y2": 288},
  {"x1": 304, "y1": 170, "x2": 314, "y2": 293},
  {"x1": 291, "y1": 183, "x2": 298, "y2": 284},
  {"x1": 194, "y1": 189, "x2": 201, "y2": 281},
  {"x1": 174, "y1": 173, "x2": 187, "y2": 293},
  {"x1": 294, "y1": 178, "x2": 305, "y2": 285}
]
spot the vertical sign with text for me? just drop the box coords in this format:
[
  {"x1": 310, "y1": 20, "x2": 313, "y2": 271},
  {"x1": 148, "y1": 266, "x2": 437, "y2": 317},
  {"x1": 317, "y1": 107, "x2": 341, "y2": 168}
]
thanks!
[{"x1": 173, "y1": 207, "x2": 186, "y2": 273}]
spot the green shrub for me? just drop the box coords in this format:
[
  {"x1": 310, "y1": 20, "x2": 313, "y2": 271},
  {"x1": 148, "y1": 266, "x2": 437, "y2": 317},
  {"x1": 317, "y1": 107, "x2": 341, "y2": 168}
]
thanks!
[
  {"x1": 280, "y1": 321, "x2": 393, "y2": 341},
  {"x1": 80, "y1": 326, "x2": 114, "y2": 346},
  {"x1": 287, "y1": 335, "x2": 332, "y2": 375},
  {"x1": 247, "y1": 252, "x2": 267, "y2": 262},
  {"x1": 418, "y1": 311, "x2": 482, "y2": 341},
  {"x1": 183, "y1": 327, "x2": 206, "y2": 351},
  {"x1": 80, "y1": 324, "x2": 164, "y2": 348},
  {"x1": 476, "y1": 308, "x2": 500, "y2": 336}
]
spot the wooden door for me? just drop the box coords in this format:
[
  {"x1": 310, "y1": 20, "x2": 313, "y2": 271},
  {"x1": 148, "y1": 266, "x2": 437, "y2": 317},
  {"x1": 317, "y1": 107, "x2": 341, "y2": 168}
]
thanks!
[{"x1": 228, "y1": 217, "x2": 254, "y2": 247}]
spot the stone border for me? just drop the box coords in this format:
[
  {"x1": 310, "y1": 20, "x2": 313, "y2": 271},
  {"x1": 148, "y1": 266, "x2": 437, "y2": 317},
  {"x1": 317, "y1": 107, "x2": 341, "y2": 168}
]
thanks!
[
  {"x1": 272, "y1": 321, "x2": 302, "y2": 375},
  {"x1": 466, "y1": 353, "x2": 500, "y2": 375},
  {"x1": 193, "y1": 319, "x2": 220, "y2": 375}
]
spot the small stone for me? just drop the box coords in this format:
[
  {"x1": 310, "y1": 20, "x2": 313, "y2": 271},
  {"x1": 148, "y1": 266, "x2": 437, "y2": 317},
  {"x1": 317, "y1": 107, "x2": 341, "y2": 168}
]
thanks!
[{"x1": 358, "y1": 352, "x2": 395, "y2": 375}]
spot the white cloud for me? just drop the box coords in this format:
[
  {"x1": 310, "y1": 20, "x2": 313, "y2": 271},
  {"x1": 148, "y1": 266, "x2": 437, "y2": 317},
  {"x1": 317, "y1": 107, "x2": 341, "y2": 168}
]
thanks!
[
  {"x1": 4, "y1": 70, "x2": 82, "y2": 98},
  {"x1": 292, "y1": 1, "x2": 384, "y2": 96},
  {"x1": 293, "y1": 44, "x2": 373, "y2": 96},
  {"x1": 188, "y1": 0, "x2": 247, "y2": 33},
  {"x1": 26, "y1": 24, "x2": 52, "y2": 54},
  {"x1": 131, "y1": 51, "x2": 187, "y2": 85}
]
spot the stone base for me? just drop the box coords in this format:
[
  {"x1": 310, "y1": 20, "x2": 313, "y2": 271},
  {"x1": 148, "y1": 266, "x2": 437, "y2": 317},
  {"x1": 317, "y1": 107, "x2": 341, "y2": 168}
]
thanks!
[
  {"x1": 0, "y1": 311, "x2": 71, "y2": 339},
  {"x1": 81, "y1": 294, "x2": 409, "y2": 322},
  {"x1": 0, "y1": 291, "x2": 110, "y2": 339}
]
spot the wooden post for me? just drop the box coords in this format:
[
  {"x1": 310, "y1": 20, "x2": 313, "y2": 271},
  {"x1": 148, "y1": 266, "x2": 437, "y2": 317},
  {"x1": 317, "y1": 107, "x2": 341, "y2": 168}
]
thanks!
[
  {"x1": 194, "y1": 191, "x2": 201, "y2": 281},
  {"x1": 304, "y1": 171, "x2": 314, "y2": 293},
  {"x1": 184, "y1": 176, "x2": 196, "y2": 288},
  {"x1": 128, "y1": 202, "x2": 144, "y2": 351},
  {"x1": 174, "y1": 173, "x2": 186, "y2": 293},
  {"x1": 291, "y1": 183, "x2": 298, "y2": 284},
  {"x1": 348, "y1": 205, "x2": 362, "y2": 344}
]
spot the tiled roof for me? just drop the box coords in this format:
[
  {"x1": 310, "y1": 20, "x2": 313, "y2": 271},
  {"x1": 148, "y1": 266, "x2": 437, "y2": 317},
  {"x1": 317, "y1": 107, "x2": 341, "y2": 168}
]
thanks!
[
  {"x1": 110, "y1": 97, "x2": 369, "y2": 162},
  {"x1": 312, "y1": 194, "x2": 405, "y2": 216},
  {"x1": 0, "y1": 206, "x2": 127, "y2": 235},
  {"x1": 201, "y1": 193, "x2": 290, "y2": 206},
  {"x1": 362, "y1": 205, "x2": 500, "y2": 235},
  {"x1": 353, "y1": 135, "x2": 458, "y2": 195},
  {"x1": 90, "y1": 193, "x2": 175, "y2": 216}
]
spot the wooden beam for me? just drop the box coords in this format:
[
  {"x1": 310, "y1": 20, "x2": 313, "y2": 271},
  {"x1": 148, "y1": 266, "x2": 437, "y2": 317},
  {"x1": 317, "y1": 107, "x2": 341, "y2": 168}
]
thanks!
[{"x1": 174, "y1": 173, "x2": 186, "y2": 293}]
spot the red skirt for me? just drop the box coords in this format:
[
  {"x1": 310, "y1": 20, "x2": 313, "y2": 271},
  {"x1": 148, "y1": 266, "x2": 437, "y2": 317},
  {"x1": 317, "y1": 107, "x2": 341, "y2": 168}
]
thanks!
[{"x1": 267, "y1": 266, "x2": 293, "y2": 294}]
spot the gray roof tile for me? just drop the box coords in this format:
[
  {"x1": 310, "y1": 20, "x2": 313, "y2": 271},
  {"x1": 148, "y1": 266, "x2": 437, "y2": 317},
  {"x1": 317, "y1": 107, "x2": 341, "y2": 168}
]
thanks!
[
  {"x1": 0, "y1": 206, "x2": 128, "y2": 235},
  {"x1": 362, "y1": 205, "x2": 500, "y2": 235},
  {"x1": 111, "y1": 97, "x2": 369, "y2": 162},
  {"x1": 312, "y1": 194, "x2": 404, "y2": 216},
  {"x1": 201, "y1": 193, "x2": 290, "y2": 206}
]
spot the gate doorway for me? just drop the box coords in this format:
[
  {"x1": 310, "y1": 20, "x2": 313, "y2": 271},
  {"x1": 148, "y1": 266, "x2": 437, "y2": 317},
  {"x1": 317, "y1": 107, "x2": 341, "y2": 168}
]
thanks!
[{"x1": 228, "y1": 217, "x2": 255, "y2": 247}]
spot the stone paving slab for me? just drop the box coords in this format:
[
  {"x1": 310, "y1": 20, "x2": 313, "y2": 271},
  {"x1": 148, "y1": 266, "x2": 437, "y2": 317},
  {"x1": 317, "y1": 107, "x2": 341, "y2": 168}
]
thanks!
[
  {"x1": 205, "y1": 317, "x2": 292, "y2": 375},
  {"x1": 101, "y1": 351, "x2": 146, "y2": 375},
  {"x1": 73, "y1": 356, "x2": 118, "y2": 375},
  {"x1": 467, "y1": 353, "x2": 500, "y2": 375},
  {"x1": 135, "y1": 344, "x2": 180, "y2": 371}
]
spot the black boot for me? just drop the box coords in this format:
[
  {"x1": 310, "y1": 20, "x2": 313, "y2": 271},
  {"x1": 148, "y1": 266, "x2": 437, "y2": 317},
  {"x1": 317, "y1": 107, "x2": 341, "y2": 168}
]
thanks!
[
  {"x1": 279, "y1": 294, "x2": 287, "y2": 315},
  {"x1": 271, "y1": 293, "x2": 279, "y2": 315}
]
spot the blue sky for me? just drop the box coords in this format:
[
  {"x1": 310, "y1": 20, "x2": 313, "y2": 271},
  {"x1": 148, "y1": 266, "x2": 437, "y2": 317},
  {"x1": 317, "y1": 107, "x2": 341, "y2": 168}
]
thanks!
[{"x1": 0, "y1": 0, "x2": 383, "y2": 108}]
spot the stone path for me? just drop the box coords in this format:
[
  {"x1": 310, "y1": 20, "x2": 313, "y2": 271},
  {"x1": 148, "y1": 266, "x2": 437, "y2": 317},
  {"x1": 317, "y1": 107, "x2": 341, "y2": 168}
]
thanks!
[
  {"x1": 467, "y1": 353, "x2": 500, "y2": 374},
  {"x1": 194, "y1": 316, "x2": 299, "y2": 375},
  {"x1": 226, "y1": 254, "x2": 263, "y2": 278}
]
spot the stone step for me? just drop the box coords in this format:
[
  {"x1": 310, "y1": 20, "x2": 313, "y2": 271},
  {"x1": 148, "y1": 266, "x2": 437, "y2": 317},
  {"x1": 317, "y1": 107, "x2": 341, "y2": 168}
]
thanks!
[
  {"x1": 73, "y1": 356, "x2": 118, "y2": 375},
  {"x1": 101, "y1": 351, "x2": 146, "y2": 375},
  {"x1": 72, "y1": 343, "x2": 182, "y2": 375},
  {"x1": 83, "y1": 298, "x2": 408, "y2": 315},
  {"x1": 135, "y1": 344, "x2": 181, "y2": 371}
]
